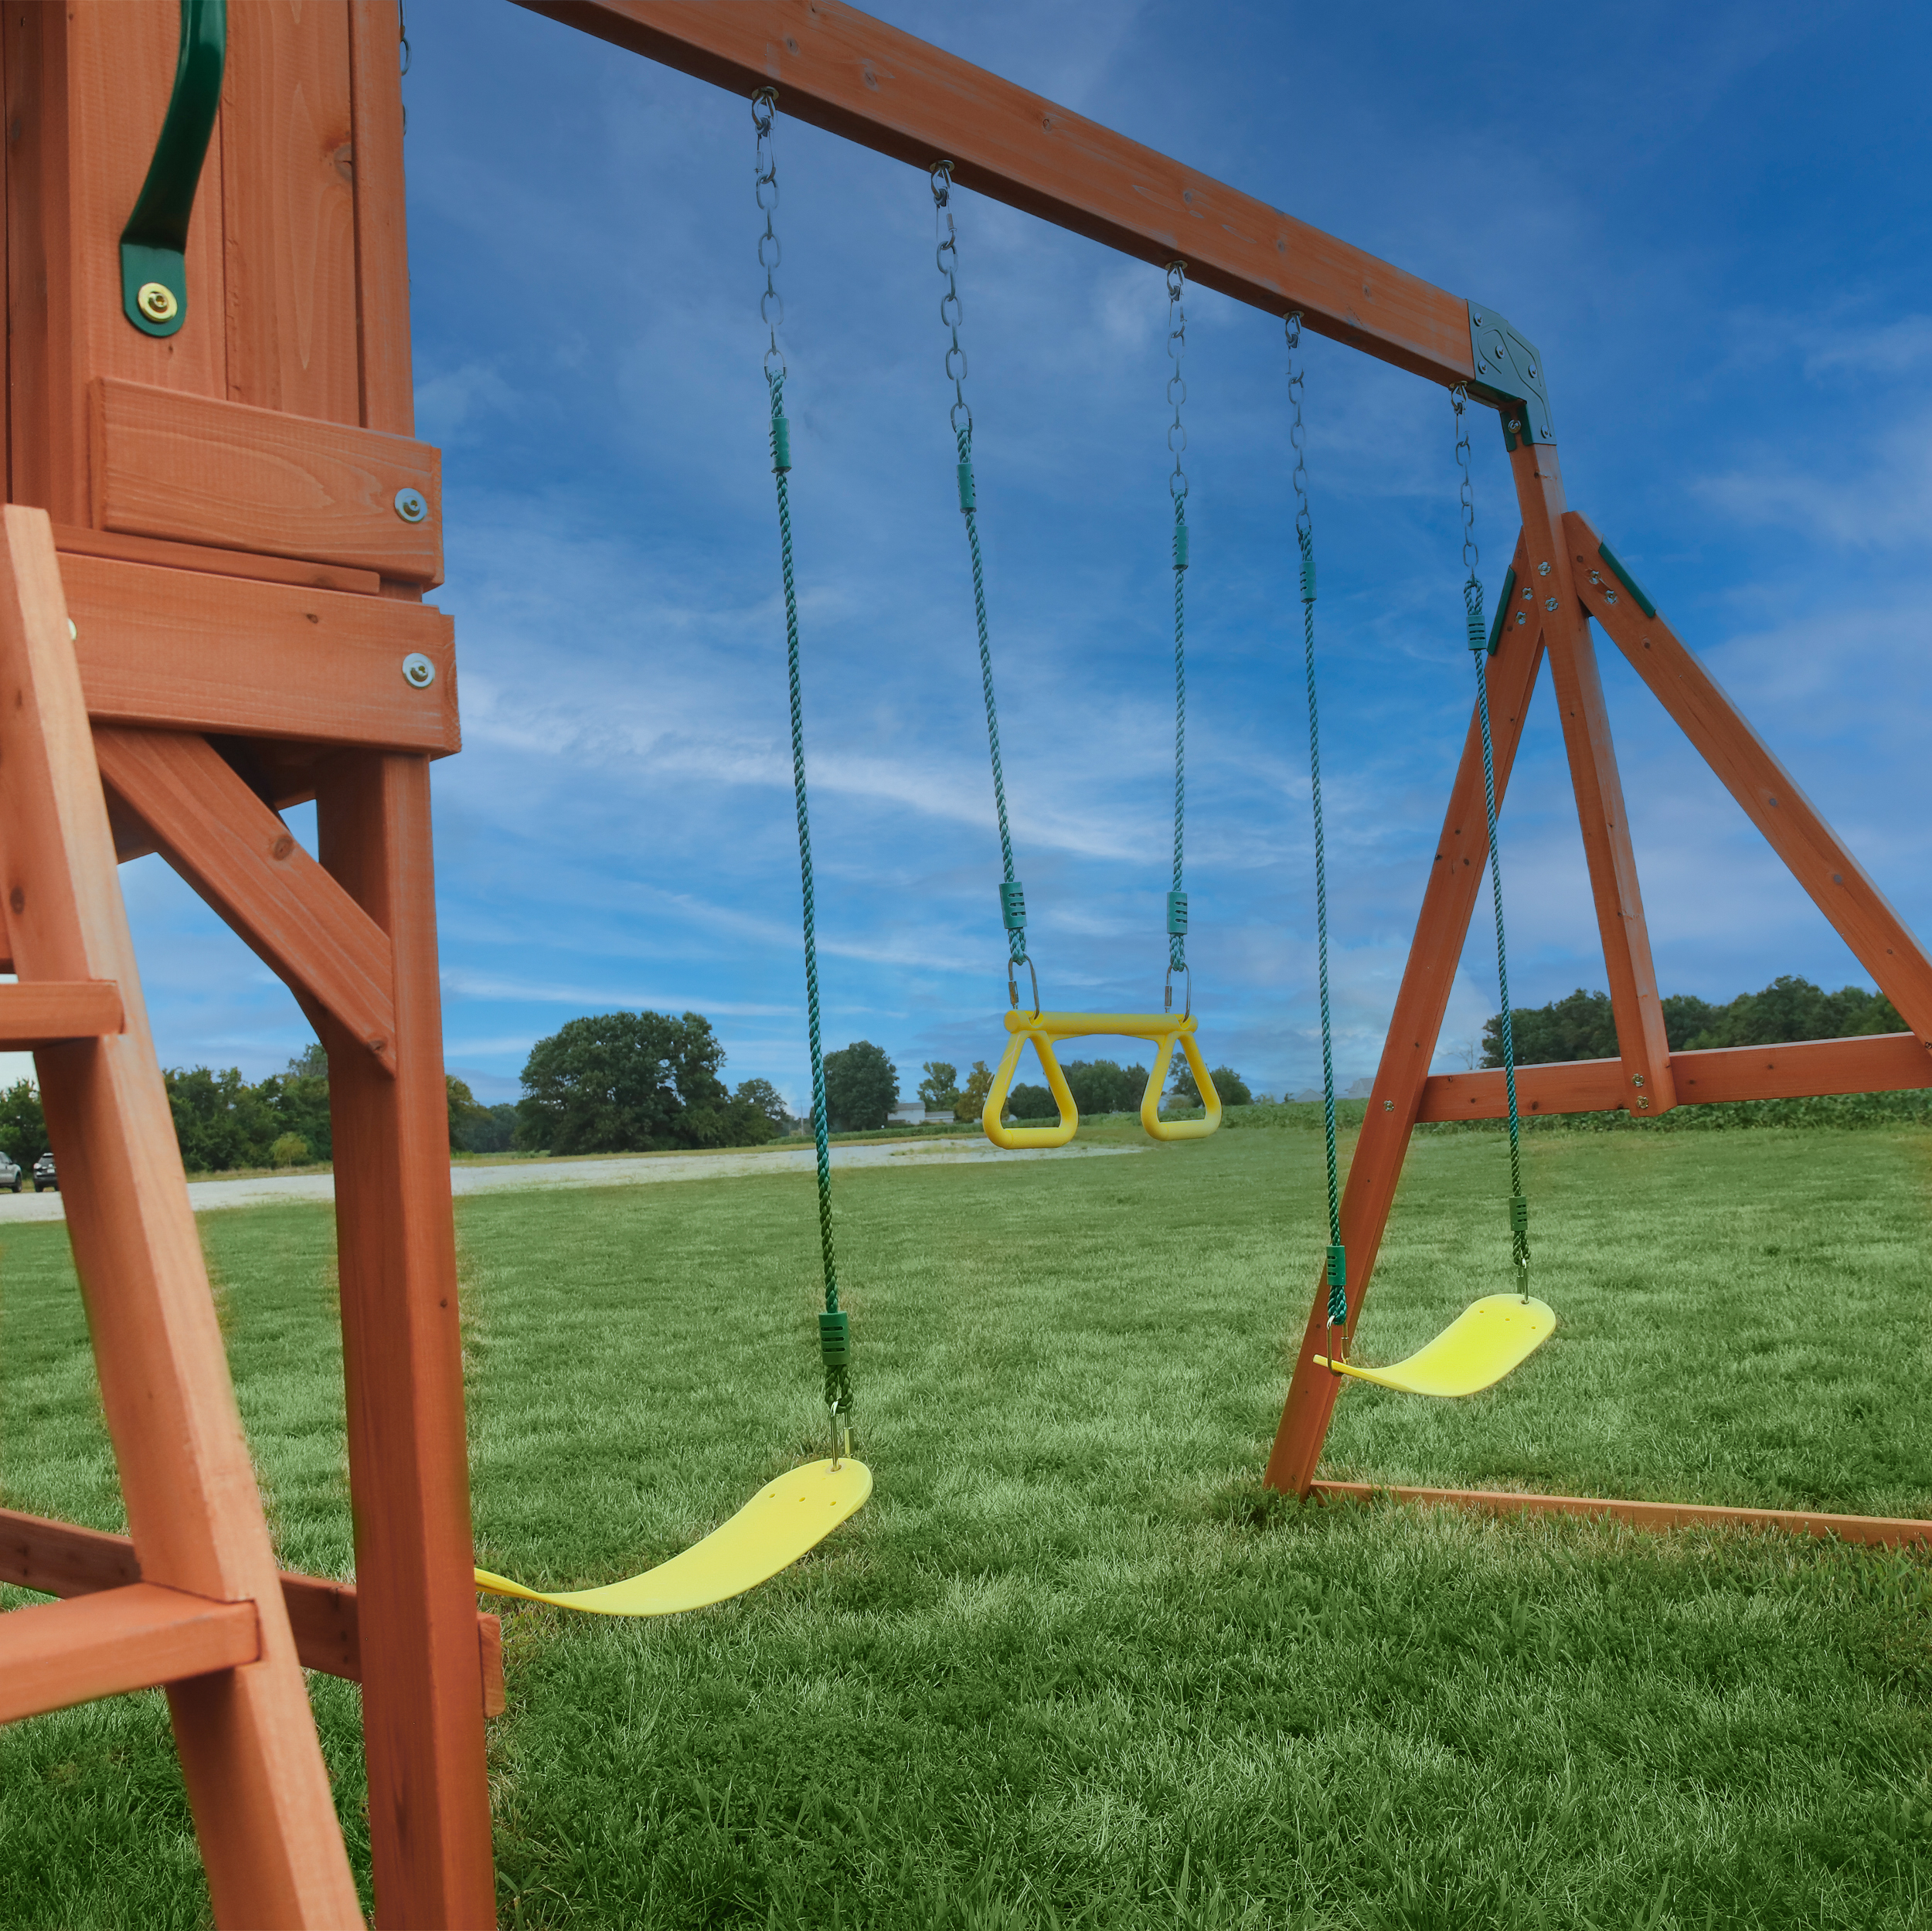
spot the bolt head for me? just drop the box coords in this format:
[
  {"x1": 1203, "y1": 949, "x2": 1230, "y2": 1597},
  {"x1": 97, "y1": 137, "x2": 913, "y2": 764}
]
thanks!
[
  {"x1": 137, "y1": 281, "x2": 178, "y2": 321},
  {"x1": 1545, "y1": 596, "x2": 1559, "y2": 611},
  {"x1": 402, "y1": 652, "x2": 436, "y2": 689},
  {"x1": 1537, "y1": 561, "x2": 1552, "y2": 576},
  {"x1": 393, "y1": 487, "x2": 429, "y2": 524}
]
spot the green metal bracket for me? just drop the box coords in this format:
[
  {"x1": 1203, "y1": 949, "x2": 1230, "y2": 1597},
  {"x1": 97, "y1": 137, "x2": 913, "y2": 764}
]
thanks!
[
  {"x1": 119, "y1": 0, "x2": 226, "y2": 338},
  {"x1": 1486, "y1": 566, "x2": 1518, "y2": 654},
  {"x1": 1465, "y1": 304, "x2": 1556, "y2": 449},
  {"x1": 1594, "y1": 542, "x2": 1658, "y2": 619}
]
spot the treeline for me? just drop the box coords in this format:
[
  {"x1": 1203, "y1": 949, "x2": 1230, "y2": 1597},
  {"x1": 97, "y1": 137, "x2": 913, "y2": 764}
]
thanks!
[{"x1": 1484, "y1": 975, "x2": 1906, "y2": 1067}]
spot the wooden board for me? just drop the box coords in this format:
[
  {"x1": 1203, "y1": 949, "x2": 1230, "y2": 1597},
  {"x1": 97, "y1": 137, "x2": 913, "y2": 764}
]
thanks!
[
  {"x1": 90, "y1": 376, "x2": 442, "y2": 584},
  {"x1": 0, "y1": 979, "x2": 123, "y2": 1045},
  {"x1": 0, "y1": 1583, "x2": 259, "y2": 1725},
  {"x1": 63, "y1": 552, "x2": 457, "y2": 753},
  {"x1": 519, "y1": 0, "x2": 1477, "y2": 386},
  {"x1": 53, "y1": 520, "x2": 380, "y2": 596}
]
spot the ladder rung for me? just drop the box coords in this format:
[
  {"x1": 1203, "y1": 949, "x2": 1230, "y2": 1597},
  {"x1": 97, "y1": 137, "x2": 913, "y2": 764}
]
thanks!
[
  {"x1": 0, "y1": 1582, "x2": 259, "y2": 1723},
  {"x1": 0, "y1": 979, "x2": 124, "y2": 1045}
]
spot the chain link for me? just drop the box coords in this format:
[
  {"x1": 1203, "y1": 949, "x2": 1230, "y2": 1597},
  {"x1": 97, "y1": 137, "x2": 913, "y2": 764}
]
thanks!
[
  {"x1": 932, "y1": 162, "x2": 971, "y2": 435},
  {"x1": 753, "y1": 90, "x2": 785, "y2": 381}
]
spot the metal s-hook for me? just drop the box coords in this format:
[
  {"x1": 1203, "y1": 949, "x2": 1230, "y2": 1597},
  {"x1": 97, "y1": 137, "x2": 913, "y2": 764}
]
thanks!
[{"x1": 120, "y1": 0, "x2": 226, "y2": 337}]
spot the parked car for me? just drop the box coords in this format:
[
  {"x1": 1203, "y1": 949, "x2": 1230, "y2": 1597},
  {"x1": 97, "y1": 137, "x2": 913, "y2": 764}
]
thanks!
[
  {"x1": 0, "y1": 1151, "x2": 19, "y2": 1192},
  {"x1": 32, "y1": 1151, "x2": 56, "y2": 1192}
]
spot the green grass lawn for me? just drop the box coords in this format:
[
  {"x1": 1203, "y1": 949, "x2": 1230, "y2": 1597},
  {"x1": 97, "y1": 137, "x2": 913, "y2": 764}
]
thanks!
[{"x1": 4, "y1": 1120, "x2": 1931, "y2": 1927}]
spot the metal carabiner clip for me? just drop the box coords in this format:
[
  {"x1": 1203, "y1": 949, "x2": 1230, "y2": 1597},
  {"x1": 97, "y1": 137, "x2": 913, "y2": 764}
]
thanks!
[
  {"x1": 828, "y1": 1399, "x2": 851, "y2": 1470},
  {"x1": 1164, "y1": 960, "x2": 1192, "y2": 1018},
  {"x1": 1325, "y1": 1321, "x2": 1349, "y2": 1376},
  {"x1": 1008, "y1": 953, "x2": 1041, "y2": 1021}
]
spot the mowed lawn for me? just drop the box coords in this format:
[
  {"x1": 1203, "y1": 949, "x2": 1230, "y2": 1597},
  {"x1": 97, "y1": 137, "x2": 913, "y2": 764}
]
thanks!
[{"x1": 3, "y1": 1120, "x2": 1932, "y2": 1927}]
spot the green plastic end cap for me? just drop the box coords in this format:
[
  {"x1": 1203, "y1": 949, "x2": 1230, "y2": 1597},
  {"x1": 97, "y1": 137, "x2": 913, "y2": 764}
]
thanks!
[
  {"x1": 121, "y1": 243, "x2": 185, "y2": 338},
  {"x1": 1325, "y1": 1243, "x2": 1347, "y2": 1289},
  {"x1": 999, "y1": 879, "x2": 1026, "y2": 931},
  {"x1": 818, "y1": 1309, "x2": 851, "y2": 1368},
  {"x1": 1173, "y1": 521, "x2": 1189, "y2": 571}
]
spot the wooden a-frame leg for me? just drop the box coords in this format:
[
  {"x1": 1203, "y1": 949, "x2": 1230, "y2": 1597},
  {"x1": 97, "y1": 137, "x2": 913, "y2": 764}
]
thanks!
[
  {"x1": 1509, "y1": 440, "x2": 1676, "y2": 1113},
  {"x1": 0, "y1": 508, "x2": 362, "y2": 1924},
  {"x1": 1265, "y1": 535, "x2": 1543, "y2": 1495},
  {"x1": 315, "y1": 750, "x2": 495, "y2": 1929}
]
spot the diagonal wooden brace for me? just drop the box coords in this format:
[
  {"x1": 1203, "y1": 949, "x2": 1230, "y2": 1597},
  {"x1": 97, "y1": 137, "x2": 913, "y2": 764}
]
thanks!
[
  {"x1": 1563, "y1": 510, "x2": 1932, "y2": 1053},
  {"x1": 92, "y1": 728, "x2": 398, "y2": 1076}
]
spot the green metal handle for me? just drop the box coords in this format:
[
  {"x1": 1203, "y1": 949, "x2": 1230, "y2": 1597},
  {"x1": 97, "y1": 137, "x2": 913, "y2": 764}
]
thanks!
[{"x1": 120, "y1": 0, "x2": 226, "y2": 338}]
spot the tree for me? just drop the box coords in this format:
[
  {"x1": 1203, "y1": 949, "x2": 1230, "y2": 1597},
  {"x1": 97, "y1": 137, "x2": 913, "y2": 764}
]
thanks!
[
  {"x1": 256, "y1": 1045, "x2": 332, "y2": 1161},
  {"x1": 165, "y1": 1066, "x2": 280, "y2": 1172},
  {"x1": 457, "y1": 1103, "x2": 519, "y2": 1154},
  {"x1": 0, "y1": 1080, "x2": 47, "y2": 1163},
  {"x1": 918, "y1": 1060, "x2": 959, "y2": 1111},
  {"x1": 733, "y1": 1078, "x2": 794, "y2": 1135},
  {"x1": 821, "y1": 1041, "x2": 897, "y2": 1133},
  {"x1": 1007, "y1": 1080, "x2": 1056, "y2": 1119},
  {"x1": 515, "y1": 1011, "x2": 733, "y2": 1154},
  {"x1": 955, "y1": 1059, "x2": 993, "y2": 1122},
  {"x1": 447, "y1": 1076, "x2": 491, "y2": 1150},
  {"x1": 268, "y1": 1133, "x2": 309, "y2": 1168},
  {"x1": 1166, "y1": 1059, "x2": 1250, "y2": 1107},
  {"x1": 1060, "y1": 1059, "x2": 1148, "y2": 1115}
]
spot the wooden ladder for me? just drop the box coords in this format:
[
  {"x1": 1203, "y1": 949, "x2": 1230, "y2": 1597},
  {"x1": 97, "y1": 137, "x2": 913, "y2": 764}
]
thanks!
[{"x1": 0, "y1": 508, "x2": 359, "y2": 1926}]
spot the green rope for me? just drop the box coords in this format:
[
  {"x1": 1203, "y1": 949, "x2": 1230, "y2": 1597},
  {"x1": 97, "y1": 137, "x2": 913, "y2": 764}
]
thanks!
[
  {"x1": 757, "y1": 92, "x2": 849, "y2": 1430},
  {"x1": 1455, "y1": 386, "x2": 1530, "y2": 1297},
  {"x1": 1167, "y1": 263, "x2": 1189, "y2": 982},
  {"x1": 1285, "y1": 317, "x2": 1345, "y2": 1329}
]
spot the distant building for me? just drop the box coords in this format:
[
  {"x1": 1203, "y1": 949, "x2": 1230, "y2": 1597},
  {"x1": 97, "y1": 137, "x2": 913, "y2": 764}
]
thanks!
[{"x1": 886, "y1": 1100, "x2": 950, "y2": 1126}]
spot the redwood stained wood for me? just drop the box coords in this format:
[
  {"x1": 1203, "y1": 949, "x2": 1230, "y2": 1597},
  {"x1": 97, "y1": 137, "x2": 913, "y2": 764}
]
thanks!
[
  {"x1": 0, "y1": 979, "x2": 124, "y2": 1045},
  {"x1": 90, "y1": 376, "x2": 444, "y2": 583},
  {"x1": 519, "y1": 0, "x2": 1476, "y2": 386},
  {"x1": 93, "y1": 727, "x2": 399, "y2": 1074},
  {"x1": 1263, "y1": 535, "x2": 1542, "y2": 1497},
  {"x1": 63, "y1": 552, "x2": 457, "y2": 753},
  {"x1": 1420, "y1": 1032, "x2": 1932, "y2": 1120},
  {"x1": 0, "y1": 506, "x2": 359, "y2": 1925},
  {"x1": 222, "y1": 2, "x2": 360, "y2": 423},
  {"x1": 318, "y1": 750, "x2": 495, "y2": 1931},
  {"x1": 1509, "y1": 440, "x2": 1675, "y2": 1113},
  {"x1": 348, "y1": 0, "x2": 416, "y2": 435},
  {"x1": 0, "y1": 1584, "x2": 260, "y2": 1725},
  {"x1": 0, "y1": 1504, "x2": 507, "y2": 1715},
  {"x1": 1566, "y1": 510, "x2": 1932, "y2": 1052},
  {"x1": 1310, "y1": 1481, "x2": 1932, "y2": 1549},
  {"x1": 53, "y1": 519, "x2": 381, "y2": 595}
]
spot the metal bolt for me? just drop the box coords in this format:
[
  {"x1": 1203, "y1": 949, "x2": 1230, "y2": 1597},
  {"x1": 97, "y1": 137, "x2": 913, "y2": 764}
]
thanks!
[
  {"x1": 1605, "y1": 590, "x2": 1619, "y2": 604},
  {"x1": 402, "y1": 653, "x2": 435, "y2": 689},
  {"x1": 1633, "y1": 1073, "x2": 1645, "y2": 1088},
  {"x1": 1383, "y1": 1100, "x2": 1393, "y2": 1111},
  {"x1": 1544, "y1": 596, "x2": 1559, "y2": 611},
  {"x1": 137, "y1": 282, "x2": 178, "y2": 322},
  {"x1": 1537, "y1": 561, "x2": 1552, "y2": 576},
  {"x1": 393, "y1": 487, "x2": 428, "y2": 524},
  {"x1": 66, "y1": 619, "x2": 76, "y2": 642},
  {"x1": 1515, "y1": 612, "x2": 1527, "y2": 627}
]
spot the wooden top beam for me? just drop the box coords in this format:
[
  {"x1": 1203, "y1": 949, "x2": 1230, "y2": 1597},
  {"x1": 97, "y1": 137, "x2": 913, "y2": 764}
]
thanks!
[{"x1": 514, "y1": 0, "x2": 1478, "y2": 386}]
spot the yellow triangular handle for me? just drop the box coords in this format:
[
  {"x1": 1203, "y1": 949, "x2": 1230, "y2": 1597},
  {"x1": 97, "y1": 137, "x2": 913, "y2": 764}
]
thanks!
[
  {"x1": 474, "y1": 1457, "x2": 871, "y2": 1617},
  {"x1": 1315, "y1": 1294, "x2": 1556, "y2": 1398},
  {"x1": 981, "y1": 1010, "x2": 1222, "y2": 1147}
]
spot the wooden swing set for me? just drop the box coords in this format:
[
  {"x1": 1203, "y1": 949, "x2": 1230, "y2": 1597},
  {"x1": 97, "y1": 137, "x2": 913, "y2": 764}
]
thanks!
[{"x1": 0, "y1": 2, "x2": 1927, "y2": 1923}]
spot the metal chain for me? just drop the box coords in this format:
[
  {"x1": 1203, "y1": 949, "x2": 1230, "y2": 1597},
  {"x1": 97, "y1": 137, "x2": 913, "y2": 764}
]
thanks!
[
  {"x1": 1287, "y1": 316, "x2": 1346, "y2": 1338},
  {"x1": 933, "y1": 161, "x2": 1029, "y2": 984},
  {"x1": 1166, "y1": 263, "x2": 1189, "y2": 979},
  {"x1": 1453, "y1": 385, "x2": 1530, "y2": 1300},
  {"x1": 754, "y1": 90, "x2": 851, "y2": 1433}
]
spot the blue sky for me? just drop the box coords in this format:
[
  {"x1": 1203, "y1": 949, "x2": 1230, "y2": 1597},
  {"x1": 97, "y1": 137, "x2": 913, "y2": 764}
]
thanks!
[{"x1": 112, "y1": 0, "x2": 1932, "y2": 1112}]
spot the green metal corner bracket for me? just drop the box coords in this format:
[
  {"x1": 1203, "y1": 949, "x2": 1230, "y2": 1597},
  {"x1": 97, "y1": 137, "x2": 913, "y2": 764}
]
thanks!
[
  {"x1": 1465, "y1": 304, "x2": 1556, "y2": 450},
  {"x1": 119, "y1": 0, "x2": 226, "y2": 338}
]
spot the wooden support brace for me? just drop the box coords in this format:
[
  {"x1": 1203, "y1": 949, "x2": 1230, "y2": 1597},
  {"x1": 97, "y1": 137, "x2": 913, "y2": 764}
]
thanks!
[
  {"x1": 1566, "y1": 509, "x2": 1932, "y2": 1052},
  {"x1": 0, "y1": 979, "x2": 123, "y2": 1045},
  {"x1": 0, "y1": 1583, "x2": 260, "y2": 1725},
  {"x1": 91, "y1": 727, "x2": 399, "y2": 1075}
]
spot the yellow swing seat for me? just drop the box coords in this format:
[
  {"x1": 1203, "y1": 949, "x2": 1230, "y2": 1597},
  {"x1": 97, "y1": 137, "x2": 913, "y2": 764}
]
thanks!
[
  {"x1": 474, "y1": 1456, "x2": 872, "y2": 1617},
  {"x1": 1314, "y1": 1293, "x2": 1556, "y2": 1399},
  {"x1": 981, "y1": 1008, "x2": 1222, "y2": 1149}
]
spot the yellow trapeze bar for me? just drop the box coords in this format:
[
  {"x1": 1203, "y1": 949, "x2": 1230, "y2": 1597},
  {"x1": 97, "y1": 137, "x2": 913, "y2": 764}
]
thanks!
[
  {"x1": 981, "y1": 1008, "x2": 1221, "y2": 1149},
  {"x1": 1314, "y1": 1294, "x2": 1556, "y2": 1398},
  {"x1": 474, "y1": 1457, "x2": 872, "y2": 1617}
]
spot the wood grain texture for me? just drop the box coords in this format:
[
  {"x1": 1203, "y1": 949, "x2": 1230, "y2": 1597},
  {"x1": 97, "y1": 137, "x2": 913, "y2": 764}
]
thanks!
[
  {"x1": 53, "y1": 520, "x2": 381, "y2": 596},
  {"x1": 0, "y1": 506, "x2": 359, "y2": 1923},
  {"x1": 1264, "y1": 535, "x2": 1543, "y2": 1498},
  {"x1": 91, "y1": 376, "x2": 442, "y2": 583},
  {"x1": 0, "y1": 1584, "x2": 259, "y2": 1725},
  {"x1": 1566, "y1": 509, "x2": 1932, "y2": 1049},
  {"x1": 1511, "y1": 441, "x2": 1676, "y2": 1112},
  {"x1": 222, "y1": 2, "x2": 360, "y2": 423},
  {"x1": 93, "y1": 728, "x2": 398, "y2": 1074},
  {"x1": 63, "y1": 552, "x2": 457, "y2": 753},
  {"x1": 318, "y1": 751, "x2": 495, "y2": 1929},
  {"x1": 347, "y1": 0, "x2": 416, "y2": 434},
  {"x1": 0, "y1": 979, "x2": 124, "y2": 1045},
  {"x1": 1419, "y1": 1032, "x2": 1932, "y2": 1120},
  {"x1": 0, "y1": 1504, "x2": 507, "y2": 1715},
  {"x1": 519, "y1": 0, "x2": 1476, "y2": 385},
  {"x1": 1311, "y1": 1482, "x2": 1932, "y2": 1549}
]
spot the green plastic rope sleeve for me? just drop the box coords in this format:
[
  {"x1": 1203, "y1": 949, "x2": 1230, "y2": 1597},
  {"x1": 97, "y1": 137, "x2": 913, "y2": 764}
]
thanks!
[
  {"x1": 957, "y1": 460, "x2": 977, "y2": 512},
  {"x1": 770, "y1": 416, "x2": 792, "y2": 474},
  {"x1": 818, "y1": 1309, "x2": 851, "y2": 1368},
  {"x1": 1298, "y1": 528, "x2": 1316, "y2": 604},
  {"x1": 1000, "y1": 880, "x2": 1026, "y2": 930},
  {"x1": 120, "y1": 0, "x2": 226, "y2": 338},
  {"x1": 1173, "y1": 521, "x2": 1190, "y2": 570},
  {"x1": 1165, "y1": 890, "x2": 1188, "y2": 937},
  {"x1": 1597, "y1": 542, "x2": 1657, "y2": 618},
  {"x1": 1487, "y1": 566, "x2": 1517, "y2": 654}
]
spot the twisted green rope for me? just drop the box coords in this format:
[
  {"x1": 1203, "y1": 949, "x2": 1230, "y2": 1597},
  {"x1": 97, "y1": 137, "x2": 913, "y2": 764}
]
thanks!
[
  {"x1": 1171, "y1": 498, "x2": 1187, "y2": 974},
  {"x1": 1303, "y1": 535, "x2": 1344, "y2": 1328},
  {"x1": 767, "y1": 371, "x2": 849, "y2": 1417},
  {"x1": 957, "y1": 423, "x2": 1026, "y2": 964}
]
